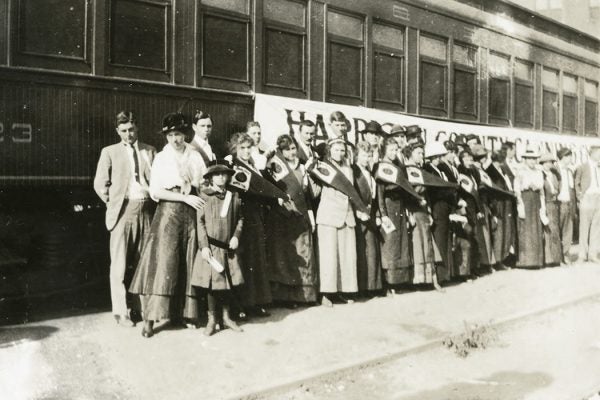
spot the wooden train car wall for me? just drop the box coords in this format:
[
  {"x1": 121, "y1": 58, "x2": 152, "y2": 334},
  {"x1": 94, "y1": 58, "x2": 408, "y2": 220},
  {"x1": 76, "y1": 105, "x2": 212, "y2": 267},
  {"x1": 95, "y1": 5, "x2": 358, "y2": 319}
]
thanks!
[
  {"x1": 0, "y1": 0, "x2": 597, "y2": 143},
  {"x1": 0, "y1": 73, "x2": 253, "y2": 185}
]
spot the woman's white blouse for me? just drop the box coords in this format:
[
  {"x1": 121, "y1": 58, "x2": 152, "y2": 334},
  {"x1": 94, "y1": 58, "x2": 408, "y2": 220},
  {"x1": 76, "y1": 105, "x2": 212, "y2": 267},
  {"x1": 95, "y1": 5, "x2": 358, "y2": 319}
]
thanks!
[
  {"x1": 515, "y1": 166, "x2": 544, "y2": 192},
  {"x1": 149, "y1": 143, "x2": 205, "y2": 199}
]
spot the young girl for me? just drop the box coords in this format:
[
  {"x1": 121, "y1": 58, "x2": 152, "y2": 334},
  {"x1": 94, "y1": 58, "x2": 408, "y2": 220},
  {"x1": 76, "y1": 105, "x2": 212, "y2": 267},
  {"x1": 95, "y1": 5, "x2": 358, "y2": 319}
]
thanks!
[{"x1": 191, "y1": 163, "x2": 244, "y2": 336}]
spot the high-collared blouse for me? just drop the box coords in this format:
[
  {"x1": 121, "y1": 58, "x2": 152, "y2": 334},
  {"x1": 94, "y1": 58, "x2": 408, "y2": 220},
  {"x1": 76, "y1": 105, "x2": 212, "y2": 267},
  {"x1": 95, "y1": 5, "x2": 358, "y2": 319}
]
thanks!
[
  {"x1": 515, "y1": 165, "x2": 544, "y2": 193},
  {"x1": 149, "y1": 143, "x2": 205, "y2": 199}
]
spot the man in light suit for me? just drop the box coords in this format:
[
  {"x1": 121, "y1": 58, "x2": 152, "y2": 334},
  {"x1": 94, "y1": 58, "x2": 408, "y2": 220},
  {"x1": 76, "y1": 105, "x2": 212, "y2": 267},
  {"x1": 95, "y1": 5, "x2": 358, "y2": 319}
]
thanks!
[
  {"x1": 575, "y1": 146, "x2": 600, "y2": 263},
  {"x1": 94, "y1": 111, "x2": 156, "y2": 326}
]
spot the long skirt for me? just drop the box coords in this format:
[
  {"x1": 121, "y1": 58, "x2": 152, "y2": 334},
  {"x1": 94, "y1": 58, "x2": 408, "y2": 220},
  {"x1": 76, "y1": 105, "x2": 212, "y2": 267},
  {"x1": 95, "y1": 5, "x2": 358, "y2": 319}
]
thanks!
[
  {"x1": 516, "y1": 190, "x2": 544, "y2": 269},
  {"x1": 544, "y1": 200, "x2": 561, "y2": 266},
  {"x1": 318, "y1": 223, "x2": 358, "y2": 293},
  {"x1": 129, "y1": 201, "x2": 199, "y2": 321},
  {"x1": 412, "y1": 211, "x2": 440, "y2": 284},
  {"x1": 356, "y1": 222, "x2": 382, "y2": 292},
  {"x1": 240, "y1": 206, "x2": 272, "y2": 307},
  {"x1": 431, "y1": 201, "x2": 452, "y2": 282},
  {"x1": 492, "y1": 198, "x2": 517, "y2": 264},
  {"x1": 380, "y1": 195, "x2": 412, "y2": 284},
  {"x1": 267, "y1": 211, "x2": 317, "y2": 303},
  {"x1": 474, "y1": 209, "x2": 496, "y2": 268}
]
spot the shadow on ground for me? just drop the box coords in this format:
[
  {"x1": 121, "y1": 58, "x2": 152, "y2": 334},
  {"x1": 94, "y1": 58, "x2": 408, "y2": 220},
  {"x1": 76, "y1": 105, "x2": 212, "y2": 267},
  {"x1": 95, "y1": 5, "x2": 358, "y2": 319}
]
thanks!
[
  {"x1": 0, "y1": 325, "x2": 59, "y2": 348},
  {"x1": 397, "y1": 371, "x2": 553, "y2": 400}
]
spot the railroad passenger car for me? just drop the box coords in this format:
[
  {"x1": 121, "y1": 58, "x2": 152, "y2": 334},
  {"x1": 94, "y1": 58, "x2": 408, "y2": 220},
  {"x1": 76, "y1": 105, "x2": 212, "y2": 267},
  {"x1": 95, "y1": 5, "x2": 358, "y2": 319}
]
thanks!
[{"x1": 0, "y1": 0, "x2": 598, "y2": 319}]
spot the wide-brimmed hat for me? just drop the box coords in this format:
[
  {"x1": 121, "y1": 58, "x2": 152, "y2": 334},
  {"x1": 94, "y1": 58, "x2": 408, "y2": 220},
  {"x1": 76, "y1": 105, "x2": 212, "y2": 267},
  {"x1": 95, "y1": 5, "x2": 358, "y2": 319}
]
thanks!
[
  {"x1": 556, "y1": 148, "x2": 572, "y2": 160},
  {"x1": 470, "y1": 144, "x2": 488, "y2": 159},
  {"x1": 203, "y1": 163, "x2": 235, "y2": 179},
  {"x1": 424, "y1": 141, "x2": 448, "y2": 158},
  {"x1": 539, "y1": 153, "x2": 556, "y2": 164},
  {"x1": 159, "y1": 112, "x2": 189, "y2": 135},
  {"x1": 405, "y1": 125, "x2": 422, "y2": 137},
  {"x1": 522, "y1": 147, "x2": 540, "y2": 159},
  {"x1": 465, "y1": 134, "x2": 481, "y2": 144},
  {"x1": 389, "y1": 124, "x2": 407, "y2": 136},
  {"x1": 364, "y1": 120, "x2": 383, "y2": 135},
  {"x1": 454, "y1": 136, "x2": 469, "y2": 149}
]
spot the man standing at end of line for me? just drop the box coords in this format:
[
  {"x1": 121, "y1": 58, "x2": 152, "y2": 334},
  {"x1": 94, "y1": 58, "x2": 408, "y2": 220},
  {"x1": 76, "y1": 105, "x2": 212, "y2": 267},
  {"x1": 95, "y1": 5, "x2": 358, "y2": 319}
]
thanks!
[
  {"x1": 575, "y1": 146, "x2": 600, "y2": 264},
  {"x1": 94, "y1": 111, "x2": 156, "y2": 327},
  {"x1": 556, "y1": 148, "x2": 576, "y2": 265}
]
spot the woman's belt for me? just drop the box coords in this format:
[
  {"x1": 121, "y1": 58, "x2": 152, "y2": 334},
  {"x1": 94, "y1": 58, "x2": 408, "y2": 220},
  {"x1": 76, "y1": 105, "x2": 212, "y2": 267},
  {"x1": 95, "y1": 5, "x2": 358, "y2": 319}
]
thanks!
[
  {"x1": 166, "y1": 186, "x2": 198, "y2": 195},
  {"x1": 208, "y1": 237, "x2": 230, "y2": 250}
]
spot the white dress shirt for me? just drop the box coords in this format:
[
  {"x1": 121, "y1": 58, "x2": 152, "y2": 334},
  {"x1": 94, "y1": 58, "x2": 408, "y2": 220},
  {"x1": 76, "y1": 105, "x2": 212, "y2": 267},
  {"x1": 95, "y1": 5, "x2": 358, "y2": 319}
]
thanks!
[{"x1": 125, "y1": 142, "x2": 149, "y2": 200}]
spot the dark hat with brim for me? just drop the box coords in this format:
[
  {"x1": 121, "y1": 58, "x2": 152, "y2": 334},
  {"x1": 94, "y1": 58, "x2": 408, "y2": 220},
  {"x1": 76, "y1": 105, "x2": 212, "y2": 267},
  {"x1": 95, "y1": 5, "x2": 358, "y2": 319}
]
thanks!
[
  {"x1": 470, "y1": 144, "x2": 488, "y2": 159},
  {"x1": 556, "y1": 148, "x2": 573, "y2": 160},
  {"x1": 364, "y1": 120, "x2": 383, "y2": 135},
  {"x1": 405, "y1": 125, "x2": 422, "y2": 137},
  {"x1": 159, "y1": 112, "x2": 189, "y2": 135},
  {"x1": 390, "y1": 124, "x2": 407, "y2": 135},
  {"x1": 204, "y1": 164, "x2": 235, "y2": 179}
]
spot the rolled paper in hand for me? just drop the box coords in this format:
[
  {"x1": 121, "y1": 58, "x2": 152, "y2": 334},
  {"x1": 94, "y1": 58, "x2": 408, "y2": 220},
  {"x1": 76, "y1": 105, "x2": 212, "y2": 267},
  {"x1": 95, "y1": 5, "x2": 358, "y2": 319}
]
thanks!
[{"x1": 208, "y1": 256, "x2": 224, "y2": 273}]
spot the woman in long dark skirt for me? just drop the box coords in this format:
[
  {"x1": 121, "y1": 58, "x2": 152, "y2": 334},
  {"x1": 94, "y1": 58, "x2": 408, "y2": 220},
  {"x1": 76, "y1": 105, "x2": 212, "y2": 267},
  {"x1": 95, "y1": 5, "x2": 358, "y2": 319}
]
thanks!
[
  {"x1": 376, "y1": 137, "x2": 413, "y2": 295},
  {"x1": 129, "y1": 112, "x2": 206, "y2": 338},
  {"x1": 514, "y1": 148, "x2": 546, "y2": 269},
  {"x1": 403, "y1": 143, "x2": 443, "y2": 291},
  {"x1": 229, "y1": 132, "x2": 273, "y2": 317},
  {"x1": 353, "y1": 141, "x2": 382, "y2": 296},
  {"x1": 540, "y1": 153, "x2": 562, "y2": 267},
  {"x1": 266, "y1": 135, "x2": 318, "y2": 306}
]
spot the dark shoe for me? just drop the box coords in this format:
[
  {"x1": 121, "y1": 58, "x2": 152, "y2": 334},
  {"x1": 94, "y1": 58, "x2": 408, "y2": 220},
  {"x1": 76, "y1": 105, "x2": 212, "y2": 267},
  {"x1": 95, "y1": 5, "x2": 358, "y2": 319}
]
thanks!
[
  {"x1": 141, "y1": 321, "x2": 154, "y2": 338},
  {"x1": 250, "y1": 307, "x2": 270, "y2": 317},
  {"x1": 223, "y1": 306, "x2": 243, "y2": 332},
  {"x1": 184, "y1": 318, "x2": 200, "y2": 329},
  {"x1": 204, "y1": 312, "x2": 217, "y2": 336},
  {"x1": 494, "y1": 264, "x2": 509, "y2": 271},
  {"x1": 115, "y1": 315, "x2": 135, "y2": 328},
  {"x1": 338, "y1": 294, "x2": 355, "y2": 304}
]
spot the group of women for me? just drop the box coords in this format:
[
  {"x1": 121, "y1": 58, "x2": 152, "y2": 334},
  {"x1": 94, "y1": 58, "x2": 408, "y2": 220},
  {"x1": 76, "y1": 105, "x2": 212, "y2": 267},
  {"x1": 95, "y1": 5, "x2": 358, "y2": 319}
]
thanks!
[{"x1": 128, "y1": 110, "x2": 574, "y2": 338}]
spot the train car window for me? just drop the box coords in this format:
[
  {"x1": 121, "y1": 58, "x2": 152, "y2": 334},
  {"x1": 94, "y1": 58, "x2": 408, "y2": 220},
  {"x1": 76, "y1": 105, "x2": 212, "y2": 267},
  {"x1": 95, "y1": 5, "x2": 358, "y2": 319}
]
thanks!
[
  {"x1": 202, "y1": 15, "x2": 249, "y2": 82},
  {"x1": 373, "y1": 23, "x2": 404, "y2": 108},
  {"x1": 419, "y1": 34, "x2": 448, "y2": 117},
  {"x1": 18, "y1": 0, "x2": 86, "y2": 59},
  {"x1": 264, "y1": 0, "x2": 305, "y2": 27},
  {"x1": 373, "y1": 24, "x2": 404, "y2": 50},
  {"x1": 263, "y1": 0, "x2": 306, "y2": 94},
  {"x1": 202, "y1": 0, "x2": 249, "y2": 14},
  {"x1": 514, "y1": 60, "x2": 534, "y2": 128},
  {"x1": 110, "y1": 0, "x2": 169, "y2": 71},
  {"x1": 562, "y1": 74, "x2": 578, "y2": 134},
  {"x1": 420, "y1": 36, "x2": 447, "y2": 62},
  {"x1": 488, "y1": 52, "x2": 510, "y2": 125},
  {"x1": 327, "y1": 10, "x2": 364, "y2": 104},
  {"x1": 542, "y1": 68, "x2": 559, "y2": 131},
  {"x1": 265, "y1": 29, "x2": 305, "y2": 90},
  {"x1": 14, "y1": 0, "x2": 92, "y2": 73},
  {"x1": 327, "y1": 11, "x2": 363, "y2": 42},
  {"x1": 585, "y1": 80, "x2": 598, "y2": 136},
  {"x1": 452, "y1": 43, "x2": 477, "y2": 121}
]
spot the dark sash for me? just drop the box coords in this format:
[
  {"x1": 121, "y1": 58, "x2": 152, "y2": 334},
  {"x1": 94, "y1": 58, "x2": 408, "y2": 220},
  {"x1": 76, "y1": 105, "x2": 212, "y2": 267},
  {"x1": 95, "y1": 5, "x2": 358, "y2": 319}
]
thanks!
[
  {"x1": 308, "y1": 159, "x2": 368, "y2": 215},
  {"x1": 374, "y1": 161, "x2": 423, "y2": 201},
  {"x1": 405, "y1": 166, "x2": 457, "y2": 189},
  {"x1": 230, "y1": 158, "x2": 287, "y2": 200}
]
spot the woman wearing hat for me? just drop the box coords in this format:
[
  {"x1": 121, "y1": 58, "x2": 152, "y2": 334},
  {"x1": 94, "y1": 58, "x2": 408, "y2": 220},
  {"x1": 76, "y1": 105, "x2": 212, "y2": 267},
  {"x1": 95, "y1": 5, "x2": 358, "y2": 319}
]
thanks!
[
  {"x1": 265, "y1": 135, "x2": 318, "y2": 307},
  {"x1": 540, "y1": 153, "x2": 562, "y2": 267},
  {"x1": 514, "y1": 147, "x2": 547, "y2": 269},
  {"x1": 130, "y1": 112, "x2": 206, "y2": 338},
  {"x1": 191, "y1": 162, "x2": 244, "y2": 336},
  {"x1": 376, "y1": 137, "x2": 413, "y2": 293},
  {"x1": 402, "y1": 143, "x2": 443, "y2": 291}
]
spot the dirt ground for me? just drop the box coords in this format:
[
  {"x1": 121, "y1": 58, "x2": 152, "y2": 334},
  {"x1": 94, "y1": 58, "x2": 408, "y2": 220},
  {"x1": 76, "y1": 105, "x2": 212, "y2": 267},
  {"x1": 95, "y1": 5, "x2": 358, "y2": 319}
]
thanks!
[
  {"x1": 2, "y1": 263, "x2": 600, "y2": 400},
  {"x1": 261, "y1": 296, "x2": 600, "y2": 400}
]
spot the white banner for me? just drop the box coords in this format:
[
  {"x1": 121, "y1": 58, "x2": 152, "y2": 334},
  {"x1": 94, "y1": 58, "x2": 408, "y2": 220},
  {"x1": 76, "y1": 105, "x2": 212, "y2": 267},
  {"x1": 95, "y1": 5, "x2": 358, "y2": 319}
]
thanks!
[{"x1": 253, "y1": 94, "x2": 600, "y2": 164}]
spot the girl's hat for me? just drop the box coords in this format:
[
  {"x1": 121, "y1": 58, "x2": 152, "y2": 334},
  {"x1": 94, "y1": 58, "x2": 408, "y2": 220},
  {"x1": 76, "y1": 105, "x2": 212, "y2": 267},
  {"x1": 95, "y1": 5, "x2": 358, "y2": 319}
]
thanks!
[
  {"x1": 203, "y1": 162, "x2": 235, "y2": 178},
  {"x1": 364, "y1": 121, "x2": 383, "y2": 135}
]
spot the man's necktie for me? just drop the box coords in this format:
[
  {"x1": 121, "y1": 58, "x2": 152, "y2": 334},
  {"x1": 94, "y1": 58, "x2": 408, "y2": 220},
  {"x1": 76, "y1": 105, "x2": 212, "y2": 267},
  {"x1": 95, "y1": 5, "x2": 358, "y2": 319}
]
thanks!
[{"x1": 131, "y1": 145, "x2": 140, "y2": 183}]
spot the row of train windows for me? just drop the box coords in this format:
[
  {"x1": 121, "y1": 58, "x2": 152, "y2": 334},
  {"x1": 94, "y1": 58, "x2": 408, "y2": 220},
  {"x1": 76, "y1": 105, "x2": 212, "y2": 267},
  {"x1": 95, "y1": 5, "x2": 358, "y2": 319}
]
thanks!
[{"x1": 12, "y1": 0, "x2": 600, "y2": 134}]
